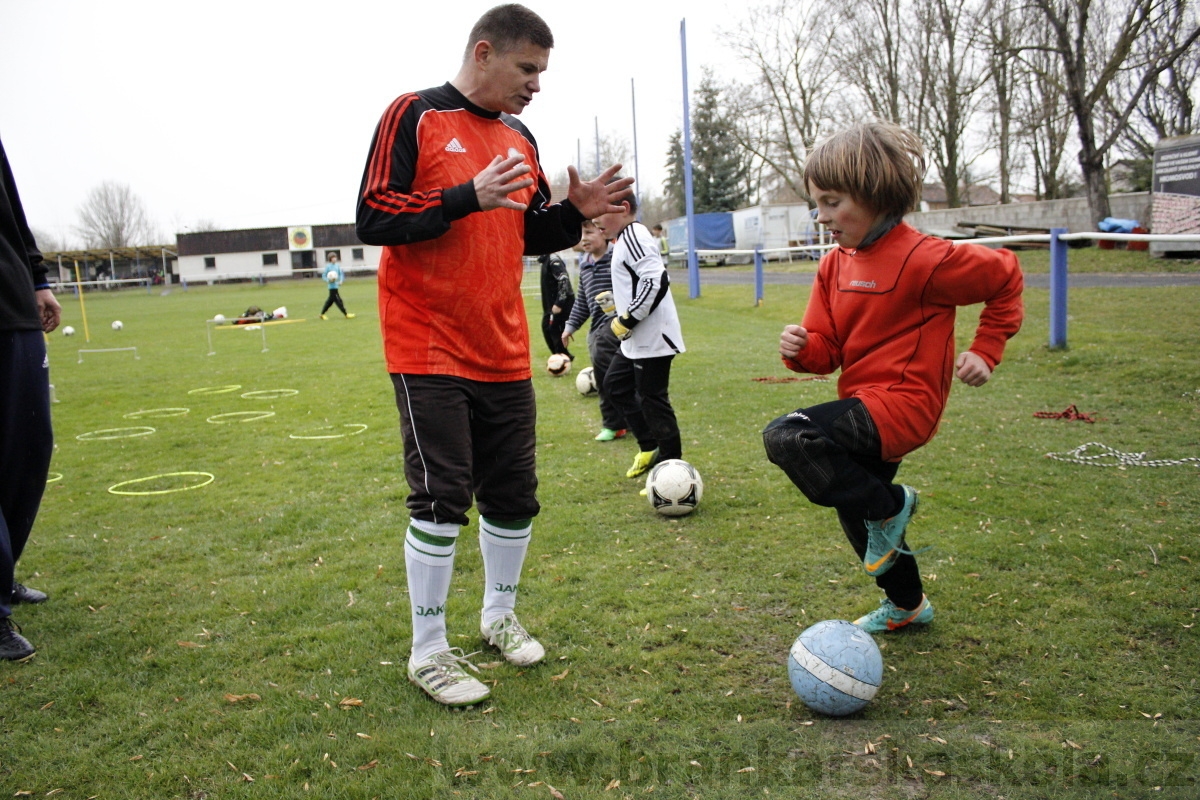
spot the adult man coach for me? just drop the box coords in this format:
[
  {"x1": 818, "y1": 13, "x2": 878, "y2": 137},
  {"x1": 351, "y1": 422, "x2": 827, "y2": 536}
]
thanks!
[
  {"x1": 0, "y1": 137, "x2": 59, "y2": 661},
  {"x1": 356, "y1": 4, "x2": 632, "y2": 707}
]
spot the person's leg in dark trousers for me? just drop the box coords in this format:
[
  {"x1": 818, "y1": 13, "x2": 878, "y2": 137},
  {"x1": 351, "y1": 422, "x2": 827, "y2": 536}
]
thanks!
[
  {"x1": 542, "y1": 305, "x2": 574, "y2": 359},
  {"x1": 469, "y1": 380, "x2": 539, "y2": 522},
  {"x1": 762, "y1": 398, "x2": 922, "y2": 608},
  {"x1": 604, "y1": 350, "x2": 654, "y2": 451},
  {"x1": 391, "y1": 374, "x2": 475, "y2": 526},
  {"x1": 631, "y1": 354, "x2": 681, "y2": 460},
  {"x1": 0, "y1": 331, "x2": 53, "y2": 622},
  {"x1": 587, "y1": 324, "x2": 626, "y2": 431},
  {"x1": 322, "y1": 289, "x2": 348, "y2": 316}
]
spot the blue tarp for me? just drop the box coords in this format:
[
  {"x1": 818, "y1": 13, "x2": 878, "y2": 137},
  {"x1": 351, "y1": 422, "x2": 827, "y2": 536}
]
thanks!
[
  {"x1": 666, "y1": 212, "x2": 736, "y2": 253},
  {"x1": 1097, "y1": 217, "x2": 1141, "y2": 233}
]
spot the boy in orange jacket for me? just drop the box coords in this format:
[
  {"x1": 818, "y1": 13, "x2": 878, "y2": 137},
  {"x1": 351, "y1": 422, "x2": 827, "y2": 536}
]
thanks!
[{"x1": 763, "y1": 123, "x2": 1024, "y2": 633}]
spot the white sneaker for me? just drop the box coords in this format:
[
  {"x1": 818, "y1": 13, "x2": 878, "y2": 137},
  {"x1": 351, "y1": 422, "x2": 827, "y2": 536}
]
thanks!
[
  {"x1": 481, "y1": 613, "x2": 545, "y2": 667},
  {"x1": 407, "y1": 648, "x2": 490, "y2": 707}
]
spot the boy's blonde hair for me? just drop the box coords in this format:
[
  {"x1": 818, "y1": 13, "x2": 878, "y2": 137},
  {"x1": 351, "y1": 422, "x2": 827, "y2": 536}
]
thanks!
[{"x1": 803, "y1": 123, "x2": 926, "y2": 217}]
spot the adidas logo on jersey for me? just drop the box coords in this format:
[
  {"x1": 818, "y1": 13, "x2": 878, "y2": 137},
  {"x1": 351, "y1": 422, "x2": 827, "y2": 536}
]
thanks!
[{"x1": 445, "y1": 138, "x2": 467, "y2": 153}]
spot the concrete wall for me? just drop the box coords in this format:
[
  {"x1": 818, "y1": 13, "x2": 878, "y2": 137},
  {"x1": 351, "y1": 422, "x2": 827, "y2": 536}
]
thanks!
[
  {"x1": 905, "y1": 193, "x2": 1153, "y2": 234},
  {"x1": 177, "y1": 244, "x2": 384, "y2": 283},
  {"x1": 177, "y1": 251, "x2": 291, "y2": 282}
]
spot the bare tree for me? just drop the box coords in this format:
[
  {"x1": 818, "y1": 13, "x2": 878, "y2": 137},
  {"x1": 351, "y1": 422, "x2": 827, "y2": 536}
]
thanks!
[
  {"x1": 913, "y1": 0, "x2": 990, "y2": 208},
  {"x1": 833, "y1": 0, "x2": 914, "y2": 126},
  {"x1": 1108, "y1": 3, "x2": 1200, "y2": 160},
  {"x1": 75, "y1": 181, "x2": 156, "y2": 248},
  {"x1": 1030, "y1": 0, "x2": 1200, "y2": 227},
  {"x1": 723, "y1": 0, "x2": 841, "y2": 200},
  {"x1": 29, "y1": 226, "x2": 69, "y2": 253},
  {"x1": 1010, "y1": 21, "x2": 1078, "y2": 200},
  {"x1": 980, "y1": 0, "x2": 1026, "y2": 203}
]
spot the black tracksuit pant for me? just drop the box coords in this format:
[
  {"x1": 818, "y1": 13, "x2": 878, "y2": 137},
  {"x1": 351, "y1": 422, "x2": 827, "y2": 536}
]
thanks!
[
  {"x1": 0, "y1": 330, "x2": 53, "y2": 619},
  {"x1": 763, "y1": 398, "x2": 923, "y2": 610}
]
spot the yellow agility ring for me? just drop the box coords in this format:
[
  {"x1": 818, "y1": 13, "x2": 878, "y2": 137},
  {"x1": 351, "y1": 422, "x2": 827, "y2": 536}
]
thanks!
[
  {"x1": 46, "y1": 472, "x2": 63, "y2": 484},
  {"x1": 206, "y1": 411, "x2": 276, "y2": 424},
  {"x1": 76, "y1": 427, "x2": 156, "y2": 441},
  {"x1": 241, "y1": 389, "x2": 299, "y2": 400},
  {"x1": 124, "y1": 408, "x2": 190, "y2": 419},
  {"x1": 188, "y1": 385, "x2": 242, "y2": 395},
  {"x1": 288, "y1": 423, "x2": 369, "y2": 440},
  {"x1": 108, "y1": 472, "x2": 215, "y2": 496}
]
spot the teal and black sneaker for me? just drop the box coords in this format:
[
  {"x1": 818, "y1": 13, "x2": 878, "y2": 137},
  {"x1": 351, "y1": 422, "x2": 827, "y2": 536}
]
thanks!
[
  {"x1": 863, "y1": 485, "x2": 925, "y2": 576},
  {"x1": 853, "y1": 595, "x2": 934, "y2": 633}
]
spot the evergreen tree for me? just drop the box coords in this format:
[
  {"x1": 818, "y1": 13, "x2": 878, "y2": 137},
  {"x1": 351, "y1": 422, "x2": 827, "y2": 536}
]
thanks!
[{"x1": 663, "y1": 71, "x2": 754, "y2": 215}]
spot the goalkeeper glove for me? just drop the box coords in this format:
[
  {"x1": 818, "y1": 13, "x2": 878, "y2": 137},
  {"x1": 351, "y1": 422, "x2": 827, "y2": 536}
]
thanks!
[
  {"x1": 595, "y1": 291, "x2": 616, "y2": 315},
  {"x1": 610, "y1": 314, "x2": 637, "y2": 340}
]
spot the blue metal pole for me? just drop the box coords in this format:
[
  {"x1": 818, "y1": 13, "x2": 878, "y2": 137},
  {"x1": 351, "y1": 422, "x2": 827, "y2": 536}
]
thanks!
[
  {"x1": 631, "y1": 78, "x2": 641, "y2": 221},
  {"x1": 754, "y1": 245, "x2": 764, "y2": 306},
  {"x1": 1049, "y1": 227, "x2": 1068, "y2": 349},
  {"x1": 681, "y1": 19, "x2": 699, "y2": 298}
]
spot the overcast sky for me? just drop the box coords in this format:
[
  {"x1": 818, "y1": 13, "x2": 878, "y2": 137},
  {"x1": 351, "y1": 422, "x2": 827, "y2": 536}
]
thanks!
[{"x1": 1, "y1": 0, "x2": 750, "y2": 246}]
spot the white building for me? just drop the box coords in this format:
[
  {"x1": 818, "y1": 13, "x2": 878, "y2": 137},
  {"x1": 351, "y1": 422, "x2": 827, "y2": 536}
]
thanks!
[{"x1": 175, "y1": 223, "x2": 382, "y2": 283}]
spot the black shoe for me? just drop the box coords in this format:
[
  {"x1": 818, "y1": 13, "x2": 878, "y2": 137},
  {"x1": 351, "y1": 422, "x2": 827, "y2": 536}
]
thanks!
[
  {"x1": 12, "y1": 583, "x2": 47, "y2": 605},
  {"x1": 0, "y1": 618, "x2": 35, "y2": 660}
]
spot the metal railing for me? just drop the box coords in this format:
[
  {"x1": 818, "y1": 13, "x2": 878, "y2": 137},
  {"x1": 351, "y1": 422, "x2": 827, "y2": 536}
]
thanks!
[{"x1": 709, "y1": 230, "x2": 1200, "y2": 350}]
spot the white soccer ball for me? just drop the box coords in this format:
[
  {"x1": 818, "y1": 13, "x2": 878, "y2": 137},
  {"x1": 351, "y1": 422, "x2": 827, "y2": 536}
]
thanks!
[
  {"x1": 111, "y1": 320, "x2": 123, "y2": 331},
  {"x1": 575, "y1": 366, "x2": 597, "y2": 396},
  {"x1": 547, "y1": 353, "x2": 572, "y2": 376},
  {"x1": 645, "y1": 459, "x2": 703, "y2": 517},
  {"x1": 62, "y1": 325, "x2": 75, "y2": 336},
  {"x1": 326, "y1": 270, "x2": 339, "y2": 282},
  {"x1": 213, "y1": 313, "x2": 226, "y2": 323}
]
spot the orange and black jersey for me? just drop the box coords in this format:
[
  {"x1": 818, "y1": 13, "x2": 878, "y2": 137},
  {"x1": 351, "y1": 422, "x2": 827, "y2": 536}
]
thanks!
[{"x1": 356, "y1": 83, "x2": 585, "y2": 380}]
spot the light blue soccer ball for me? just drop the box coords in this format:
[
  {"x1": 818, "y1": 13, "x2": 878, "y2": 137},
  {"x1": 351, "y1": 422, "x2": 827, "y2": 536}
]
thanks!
[{"x1": 788, "y1": 619, "x2": 883, "y2": 716}]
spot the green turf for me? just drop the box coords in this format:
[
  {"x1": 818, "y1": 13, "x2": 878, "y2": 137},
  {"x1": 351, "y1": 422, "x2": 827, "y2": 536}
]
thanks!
[{"x1": 3, "y1": 268, "x2": 1198, "y2": 799}]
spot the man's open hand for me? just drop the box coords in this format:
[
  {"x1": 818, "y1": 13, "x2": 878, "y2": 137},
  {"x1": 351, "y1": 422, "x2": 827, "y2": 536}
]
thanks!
[
  {"x1": 475, "y1": 153, "x2": 534, "y2": 212},
  {"x1": 567, "y1": 164, "x2": 634, "y2": 219}
]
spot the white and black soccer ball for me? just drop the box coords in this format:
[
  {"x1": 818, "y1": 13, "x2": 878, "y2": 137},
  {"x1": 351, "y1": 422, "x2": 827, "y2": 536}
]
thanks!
[
  {"x1": 575, "y1": 365, "x2": 597, "y2": 396},
  {"x1": 62, "y1": 325, "x2": 75, "y2": 336},
  {"x1": 645, "y1": 458, "x2": 703, "y2": 517},
  {"x1": 547, "y1": 353, "x2": 572, "y2": 377},
  {"x1": 213, "y1": 313, "x2": 226, "y2": 323},
  {"x1": 111, "y1": 320, "x2": 123, "y2": 331},
  {"x1": 788, "y1": 619, "x2": 883, "y2": 716},
  {"x1": 326, "y1": 270, "x2": 339, "y2": 282}
]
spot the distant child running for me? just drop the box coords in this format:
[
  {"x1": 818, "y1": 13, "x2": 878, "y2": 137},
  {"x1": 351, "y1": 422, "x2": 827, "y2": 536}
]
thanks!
[
  {"x1": 594, "y1": 192, "x2": 685, "y2": 480},
  {"x1": 762, "y1": 123, "x2": 1024, "y2": 633},
  {"x1": 320, "y1": 253, "x2": 356, "y2": 319}
]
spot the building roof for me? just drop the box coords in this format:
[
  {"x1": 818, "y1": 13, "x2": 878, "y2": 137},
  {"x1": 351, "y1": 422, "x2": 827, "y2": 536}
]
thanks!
[
  {"x1": 176, "y1": 223, "x2": 362, "y2": 256},
  {"x1": 41, "y1": 244, "x2": 176, "y2": 262}
]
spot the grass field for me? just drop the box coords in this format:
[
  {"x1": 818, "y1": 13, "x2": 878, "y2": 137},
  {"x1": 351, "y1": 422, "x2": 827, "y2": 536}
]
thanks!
[{"x1": 3, "y1": 268, "x2": 1198, "y2": 799}]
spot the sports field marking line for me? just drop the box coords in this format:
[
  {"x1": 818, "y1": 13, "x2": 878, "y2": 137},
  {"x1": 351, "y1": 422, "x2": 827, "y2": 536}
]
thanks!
[
  {"x1": 108, "y1": 471, "x2": 215, "y2": 496},
  {"x1": 188, "y1": 385, "x2": 242, "y2": 395},
  {"x1": 206, "y1": 411, "x2": 276, "y2": 424},
  {"x1": 789, "y1": 638, "x2": 879, "y2": 700},
  {"x1": 76, "y1": 426, "x2": 156, "y2": 441},
  {"x1": 288, "y1": 423, "x2": 369, "y2": 440},
  {"x1": 123, "y1": 408, "x2": 190, "y2": 419},
  {"x1": 241, "y1": 389, "x2": 299, "y2": 400},
  {"x1": 77, "y1": 347, "x2": 138, "y2": 363}
]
